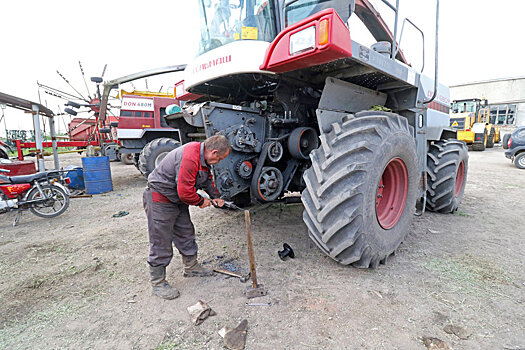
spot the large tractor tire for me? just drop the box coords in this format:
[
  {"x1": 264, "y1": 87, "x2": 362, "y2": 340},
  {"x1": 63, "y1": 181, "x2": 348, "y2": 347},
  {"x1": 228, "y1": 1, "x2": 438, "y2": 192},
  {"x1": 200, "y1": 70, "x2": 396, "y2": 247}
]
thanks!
[
  {"x1": 138, "y1": 138, "x2": 180, "y2": 178},
  {"x1": 502, "y1": 133, "x2": 511, "y2": 149},
  {"x1": 302, "y1": 112, "x2": 418, "y2": 268},
  {"x1": 486, "y1": 128, "x2": 495, "y2": 148},
  {"x1": 426, "y1": 140, "x2": 468, "y2": 213}
]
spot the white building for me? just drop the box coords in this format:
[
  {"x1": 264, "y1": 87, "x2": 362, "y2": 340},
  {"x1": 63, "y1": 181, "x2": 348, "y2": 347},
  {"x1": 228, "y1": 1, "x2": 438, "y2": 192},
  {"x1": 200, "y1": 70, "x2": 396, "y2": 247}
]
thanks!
[{"x1": 449, "y1": 76, "x2": 525, "y2": 127}]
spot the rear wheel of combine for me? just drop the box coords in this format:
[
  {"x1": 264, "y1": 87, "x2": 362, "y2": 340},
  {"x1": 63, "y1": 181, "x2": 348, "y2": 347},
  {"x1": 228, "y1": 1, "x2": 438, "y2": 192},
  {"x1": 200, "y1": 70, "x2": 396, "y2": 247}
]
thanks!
[
  {"x1": 426, "y1": 140, "x2": 468, "y2": 213},
  {"x1": 301, "y1": 112, "x2": 418, "y2": 268},
  {"x1": 486, "y1": 128, "x2": 495, "y2": 148},
  {"x1": 502, "y1": 133, "x2": 511, "y2": 149},
  {"x1": 138, "y1": 138, "x2": 180, "y2": 178}
]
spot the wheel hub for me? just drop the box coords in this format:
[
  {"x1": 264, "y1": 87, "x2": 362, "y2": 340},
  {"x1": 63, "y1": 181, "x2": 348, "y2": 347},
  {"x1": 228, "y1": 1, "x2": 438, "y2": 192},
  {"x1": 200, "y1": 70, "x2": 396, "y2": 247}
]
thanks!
[
  {"x1": 454, "y1": 160, "x2": 465, "y2": 197},
  {"x1": 375, "y1": 158, "x2": 408, "y2": 230}
]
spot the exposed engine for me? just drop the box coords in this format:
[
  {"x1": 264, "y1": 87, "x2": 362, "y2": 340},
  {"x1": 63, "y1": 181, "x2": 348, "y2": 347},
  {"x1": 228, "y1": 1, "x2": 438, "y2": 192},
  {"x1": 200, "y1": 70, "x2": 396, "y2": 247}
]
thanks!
[{"x1": 172, "y1": 74, "x2": 322, "y2": 205}]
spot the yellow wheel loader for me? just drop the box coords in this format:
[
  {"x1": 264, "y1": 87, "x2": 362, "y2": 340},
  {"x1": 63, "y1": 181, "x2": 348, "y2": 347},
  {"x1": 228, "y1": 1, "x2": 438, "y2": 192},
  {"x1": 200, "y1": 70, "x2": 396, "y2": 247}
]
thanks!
[{"x1": 450, "y1": 98, "x2": 500, "y2": 151}]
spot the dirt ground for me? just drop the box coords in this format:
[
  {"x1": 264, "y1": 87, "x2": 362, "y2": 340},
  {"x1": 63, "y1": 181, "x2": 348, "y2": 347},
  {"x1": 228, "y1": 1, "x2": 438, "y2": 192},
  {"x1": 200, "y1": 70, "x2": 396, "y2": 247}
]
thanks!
[{"x1": 0, "y1": 146, "x2": 523, "y2": 350}]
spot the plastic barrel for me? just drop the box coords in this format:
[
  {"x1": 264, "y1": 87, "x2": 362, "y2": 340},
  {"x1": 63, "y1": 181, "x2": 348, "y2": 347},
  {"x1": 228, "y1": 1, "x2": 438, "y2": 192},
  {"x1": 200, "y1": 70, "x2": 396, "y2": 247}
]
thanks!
[
  {"x1": 81, "y1": 156, "x2": 113, "y2": 194},
  {"x1": 64, "y1": 165, "x2": 85, "y2": 190}
]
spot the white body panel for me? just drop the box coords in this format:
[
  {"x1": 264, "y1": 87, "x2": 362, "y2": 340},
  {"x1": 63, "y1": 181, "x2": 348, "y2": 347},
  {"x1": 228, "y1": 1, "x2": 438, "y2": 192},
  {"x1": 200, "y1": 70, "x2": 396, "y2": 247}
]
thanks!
[
  {"x1": 420, "y1": 74, "x2": 450, "y2": 107},
  {"x1": 117, "y1": 129, "x2": 144, "y2": 139},
  {"x1": 185, "y1": 40, "x2": 273, "y2": 91},
  {"x1": 121, "y1": 97, "x2": 154, "y2": 112}
]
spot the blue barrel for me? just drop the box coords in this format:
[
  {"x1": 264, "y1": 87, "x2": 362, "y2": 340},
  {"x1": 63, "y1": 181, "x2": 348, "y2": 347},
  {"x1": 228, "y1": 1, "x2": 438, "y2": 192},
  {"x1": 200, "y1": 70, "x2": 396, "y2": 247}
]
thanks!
[
  {"x1": 81, "y1": 156, "x2": 113, "y2": 194},
  {"x1": 64, "y1": 165, "x2": 85, "y2": 190}
]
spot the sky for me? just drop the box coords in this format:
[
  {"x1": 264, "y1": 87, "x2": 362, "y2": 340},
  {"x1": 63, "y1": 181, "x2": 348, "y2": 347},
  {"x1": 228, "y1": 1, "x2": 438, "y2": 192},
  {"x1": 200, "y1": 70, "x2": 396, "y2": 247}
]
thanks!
[{"x1": 0, "y1": 0, "x2": 523, "y2": 134}]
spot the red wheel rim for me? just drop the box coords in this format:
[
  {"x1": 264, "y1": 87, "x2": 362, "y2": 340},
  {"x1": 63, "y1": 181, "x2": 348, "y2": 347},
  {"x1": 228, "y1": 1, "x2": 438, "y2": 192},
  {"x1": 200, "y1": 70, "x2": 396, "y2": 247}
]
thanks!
[
  {"x1": 454, "y1": 160, "x2": 465, "y2": 197},
  {"x1": 376, "y1": 158, "x2": 409, "y2": 230}
]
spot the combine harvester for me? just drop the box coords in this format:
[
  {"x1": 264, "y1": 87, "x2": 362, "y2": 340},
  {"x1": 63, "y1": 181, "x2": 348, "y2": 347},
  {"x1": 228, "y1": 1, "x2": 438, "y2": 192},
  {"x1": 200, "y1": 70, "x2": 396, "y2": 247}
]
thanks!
[{"x1": 99, "y1": 0, "x2": 467, "y2": 267}]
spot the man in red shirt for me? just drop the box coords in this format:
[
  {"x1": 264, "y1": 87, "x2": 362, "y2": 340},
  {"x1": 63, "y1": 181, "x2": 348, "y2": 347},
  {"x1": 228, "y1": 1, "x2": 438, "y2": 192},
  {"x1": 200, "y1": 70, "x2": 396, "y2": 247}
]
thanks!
[{"x1": 143, "y1": 135, "x2": 231, "y2": 300}]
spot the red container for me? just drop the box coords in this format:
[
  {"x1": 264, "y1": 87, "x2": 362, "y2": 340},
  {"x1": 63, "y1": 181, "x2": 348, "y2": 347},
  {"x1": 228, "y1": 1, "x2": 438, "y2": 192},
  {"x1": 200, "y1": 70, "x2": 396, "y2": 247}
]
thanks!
[{"x1": 0, "y1": 159, "x2": 36, "y2": 179}]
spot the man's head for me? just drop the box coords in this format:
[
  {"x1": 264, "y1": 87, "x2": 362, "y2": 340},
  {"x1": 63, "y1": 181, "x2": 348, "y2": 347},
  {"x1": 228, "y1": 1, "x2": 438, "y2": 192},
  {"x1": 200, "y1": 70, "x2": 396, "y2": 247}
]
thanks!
[{"x1": 204, "y1": 135, "x2": 231, "y2": 165}]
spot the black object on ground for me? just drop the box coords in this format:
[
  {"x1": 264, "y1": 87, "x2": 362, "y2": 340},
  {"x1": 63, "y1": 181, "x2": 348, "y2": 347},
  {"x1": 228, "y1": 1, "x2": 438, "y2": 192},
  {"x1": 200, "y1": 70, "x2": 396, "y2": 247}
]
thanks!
[{"x1": 278, "y1": 243, "x2": 295, "y2": 260}]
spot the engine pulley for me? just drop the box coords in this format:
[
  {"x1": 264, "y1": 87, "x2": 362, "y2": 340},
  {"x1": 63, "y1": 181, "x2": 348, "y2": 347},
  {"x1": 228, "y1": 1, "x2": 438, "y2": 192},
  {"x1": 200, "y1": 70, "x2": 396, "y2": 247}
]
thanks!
[
  {"x1": 267, "y1": 141, "x2": 283, "y2": 162},
  {"x1": 288, "y1": 127, "x2": 318, "y2": 160},
  {"x1": 236, "y1": 160, "x2": 254, "y2": 179},
  {"x1": 252, "y1": 166, "x2": 283, "y2": 202}
]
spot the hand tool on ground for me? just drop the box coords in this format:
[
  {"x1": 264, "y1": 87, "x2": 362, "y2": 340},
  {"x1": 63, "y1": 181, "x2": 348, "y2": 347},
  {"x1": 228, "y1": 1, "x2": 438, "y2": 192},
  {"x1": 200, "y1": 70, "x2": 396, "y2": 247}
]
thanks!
[
  {"x1": 213, "y1": 268, "x2": 250, "y2": 283},
  {"x1": 244, "y1": 210, "x2": 267, "y2": 299},
  {"x1": 278, "y1": 243, "x2": 295, "y2": 260}
]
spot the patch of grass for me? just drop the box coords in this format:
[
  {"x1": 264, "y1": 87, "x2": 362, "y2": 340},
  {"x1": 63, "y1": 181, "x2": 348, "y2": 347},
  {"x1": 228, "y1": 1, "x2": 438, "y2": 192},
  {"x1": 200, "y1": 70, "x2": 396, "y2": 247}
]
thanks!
[
  {"x1": 422, "y1": 254, "x2": 514, "y2": 297},
  {"x1": 0, "y1": 303, "x2": 80, "y2": 348},
  {"x1": 454, "y1": 210, "x2": 470, "y2": 217},
  {"x1": 155, "y1": 342, "x2": 180, "y2": 350}
]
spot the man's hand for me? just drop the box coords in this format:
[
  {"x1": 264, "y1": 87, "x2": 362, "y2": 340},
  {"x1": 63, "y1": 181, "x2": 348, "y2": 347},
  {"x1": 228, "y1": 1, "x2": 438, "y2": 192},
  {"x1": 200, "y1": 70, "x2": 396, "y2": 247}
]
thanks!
[
  {"x1": 212, "y1": 198, "x2": 225, "y2": 207},
  {"x1": 199, "y1": 198, "x2": 211, "y2": 208}
]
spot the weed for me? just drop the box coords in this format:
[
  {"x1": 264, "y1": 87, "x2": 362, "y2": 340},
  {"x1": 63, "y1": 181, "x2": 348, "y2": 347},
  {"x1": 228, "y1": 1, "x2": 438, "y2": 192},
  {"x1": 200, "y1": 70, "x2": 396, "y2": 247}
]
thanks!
[
  {"x1": 422, "y1": 254, "x2": 514, "y2": 297},
  {"x1": 155, "y1": 342, "x2": 180, "y2": 350},
  {"x1": 454, "y1": 210, "x2": 470, "y2": 217}
]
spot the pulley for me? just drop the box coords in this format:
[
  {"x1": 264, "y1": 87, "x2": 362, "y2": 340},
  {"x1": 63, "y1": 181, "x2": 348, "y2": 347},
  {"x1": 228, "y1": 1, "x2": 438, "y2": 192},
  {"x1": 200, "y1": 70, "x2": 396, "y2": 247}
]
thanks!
[
  {"x1": 267, "y1": 141, "x2": 283, "y2": 162},
  {"x1": 252, "y1": 166, "x2": 283, "y2": 202},
  {"x1": 288, "y1": 127, "x2": 318, "y2": 160}
]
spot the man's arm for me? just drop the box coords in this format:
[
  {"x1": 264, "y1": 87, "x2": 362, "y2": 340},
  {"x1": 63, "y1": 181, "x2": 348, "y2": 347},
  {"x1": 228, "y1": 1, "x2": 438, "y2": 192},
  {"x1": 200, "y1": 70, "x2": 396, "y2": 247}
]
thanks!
[
  {"x1": 203, "y1": 170, "x2": 221, "y2": 199},
  {"x1": 177, "y1": 157, "x2": 205, "y2": 206}
]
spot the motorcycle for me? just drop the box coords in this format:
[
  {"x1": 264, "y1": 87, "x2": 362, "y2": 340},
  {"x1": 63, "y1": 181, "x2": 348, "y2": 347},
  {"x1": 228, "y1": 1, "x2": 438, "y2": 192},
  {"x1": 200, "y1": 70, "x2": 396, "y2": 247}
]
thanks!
[{"x1": 0, "y1": 168, "x2": 71, "y2": 225}]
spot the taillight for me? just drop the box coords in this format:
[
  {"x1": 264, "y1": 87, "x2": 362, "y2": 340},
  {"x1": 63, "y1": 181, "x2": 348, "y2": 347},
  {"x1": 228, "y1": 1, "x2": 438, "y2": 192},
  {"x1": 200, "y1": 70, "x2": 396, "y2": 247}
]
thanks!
[
  {"x1": 508, "y1": 138, "x2": 512, "y2": 148},
  {"x1": 318, "y1": 19, "x2": 329, "y2": 46},
  {"x1": 64, "y1": 177, "x2": 71, "y2": 184}
]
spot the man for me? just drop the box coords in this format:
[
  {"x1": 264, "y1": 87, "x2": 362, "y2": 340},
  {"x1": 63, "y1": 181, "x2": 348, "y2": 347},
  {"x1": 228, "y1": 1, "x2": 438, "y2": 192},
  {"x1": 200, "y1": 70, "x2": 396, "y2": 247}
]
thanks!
[{"x1": 143, "y1": 135, "x2": 231, "y2": 300}]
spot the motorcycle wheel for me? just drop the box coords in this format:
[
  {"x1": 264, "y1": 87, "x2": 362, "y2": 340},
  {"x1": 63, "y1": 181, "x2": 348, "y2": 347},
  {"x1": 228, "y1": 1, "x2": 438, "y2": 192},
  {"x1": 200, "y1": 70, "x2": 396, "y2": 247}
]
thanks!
[{"x1": 27, "y1": 184, "x2": 70, "y2": 218}]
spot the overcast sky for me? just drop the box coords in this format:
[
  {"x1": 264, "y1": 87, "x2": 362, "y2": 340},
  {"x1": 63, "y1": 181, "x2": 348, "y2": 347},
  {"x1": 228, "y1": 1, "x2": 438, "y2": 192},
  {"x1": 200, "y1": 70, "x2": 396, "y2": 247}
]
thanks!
[{"x1": 0, "y1": 0, "x2": 523, "y2": 134}]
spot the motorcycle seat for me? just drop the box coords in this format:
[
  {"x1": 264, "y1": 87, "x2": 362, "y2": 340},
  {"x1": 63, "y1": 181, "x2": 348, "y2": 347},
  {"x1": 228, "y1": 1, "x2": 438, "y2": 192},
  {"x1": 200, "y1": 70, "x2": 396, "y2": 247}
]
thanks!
[{"x1": 6, "y1": 172, "x2": 50, "y2": 184}]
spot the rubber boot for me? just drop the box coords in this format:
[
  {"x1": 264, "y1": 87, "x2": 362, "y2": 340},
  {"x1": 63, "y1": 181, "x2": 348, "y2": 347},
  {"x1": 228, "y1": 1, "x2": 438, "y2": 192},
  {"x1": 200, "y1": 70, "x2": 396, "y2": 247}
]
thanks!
[
  {"x1": 182, "y1": 254, "x2": 214, "y2": 277},
  {"x1": 149, "y1": 265, "x2": 180, "y2": 300}
]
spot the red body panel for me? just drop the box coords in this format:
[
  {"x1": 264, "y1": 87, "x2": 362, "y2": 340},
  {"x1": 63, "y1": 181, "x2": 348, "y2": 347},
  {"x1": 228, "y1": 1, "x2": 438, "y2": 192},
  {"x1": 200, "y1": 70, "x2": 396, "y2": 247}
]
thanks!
[
  {"x1": 175, "y1": 80, "x2": 204, "y2": 101},
  {"x1": 260, "y1": 8, "x2": 352, "y2": 73},
  {"x1": 0, "y1": 183, "x2": 32, "y2": 199},
  {"x1": 118, "y1": 95, "x2": 179, "y2": 131}
]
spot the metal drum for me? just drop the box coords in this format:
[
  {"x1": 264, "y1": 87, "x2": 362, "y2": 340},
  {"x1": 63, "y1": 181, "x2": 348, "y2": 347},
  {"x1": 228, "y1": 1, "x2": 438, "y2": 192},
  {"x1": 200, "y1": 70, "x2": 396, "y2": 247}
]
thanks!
[
  {"x1": 81, "y1": 156, "x2": 113, "y2": 194},
  {"x1": 64, "y1": 165, "x2": 85, "y2": 190}
]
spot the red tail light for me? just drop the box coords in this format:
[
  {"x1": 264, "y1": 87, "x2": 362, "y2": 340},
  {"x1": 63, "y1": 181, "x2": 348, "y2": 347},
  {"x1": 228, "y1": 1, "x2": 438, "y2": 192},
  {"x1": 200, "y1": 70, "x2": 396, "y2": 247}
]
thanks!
[
  {"x1": 508, "y1": 138, "x2": 512, "y2": 148},
  {"x1": 64, "y1": 177, "x2": 71, "y2": 184}
]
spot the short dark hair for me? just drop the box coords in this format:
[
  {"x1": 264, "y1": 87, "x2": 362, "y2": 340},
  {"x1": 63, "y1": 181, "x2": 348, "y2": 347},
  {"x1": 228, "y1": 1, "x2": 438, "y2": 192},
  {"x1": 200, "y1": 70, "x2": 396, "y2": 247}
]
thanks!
[{"x1": 204, "y1": 135, "x2": 231, "y2": 155}]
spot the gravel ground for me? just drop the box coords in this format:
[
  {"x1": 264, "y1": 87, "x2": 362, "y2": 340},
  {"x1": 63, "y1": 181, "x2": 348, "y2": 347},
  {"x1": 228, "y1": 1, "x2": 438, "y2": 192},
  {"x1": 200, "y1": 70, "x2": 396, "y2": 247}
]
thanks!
[{"x1": 0, "y1": 146, "x2": 523, "y2": 350}]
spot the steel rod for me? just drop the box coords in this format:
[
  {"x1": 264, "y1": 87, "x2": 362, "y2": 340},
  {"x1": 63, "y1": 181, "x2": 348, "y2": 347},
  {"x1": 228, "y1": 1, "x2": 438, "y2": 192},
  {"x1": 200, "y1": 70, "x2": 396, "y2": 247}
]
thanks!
[{"x1": 245, "y1": 210, "x2": 258, "y2": 288}]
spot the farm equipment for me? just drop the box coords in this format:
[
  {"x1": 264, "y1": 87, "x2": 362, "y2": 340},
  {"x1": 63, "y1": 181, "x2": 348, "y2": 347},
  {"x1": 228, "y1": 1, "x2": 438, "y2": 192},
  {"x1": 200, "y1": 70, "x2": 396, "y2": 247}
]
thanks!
[
  {"x1": 115, "y1": 93, "x2": 194, "y2": 177},
  {"x1": 450, "y1": 98, "x2": 500, "y2": 151},
  {"x1": 157, "y1": 0, "x2": 469, "y2": 268}
]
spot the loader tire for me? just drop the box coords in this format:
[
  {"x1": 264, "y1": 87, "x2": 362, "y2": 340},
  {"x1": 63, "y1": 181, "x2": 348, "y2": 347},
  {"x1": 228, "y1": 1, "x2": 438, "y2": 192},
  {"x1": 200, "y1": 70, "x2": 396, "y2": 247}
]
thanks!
[
  {"x1": 472, "y1": 130, "x2": 487, "y2": 151},
  {"x1": 138, "y1": 138, "x2": 180, "y2": 178},
  {"x1": 486, "y1": 128, "x2": 495, "y2": 148},
  {"x1": 502, "y1": 133, "x2": 511, "y2": 149},
  {"x1": 301, "y1": 112, "x2": 418, "y2": 268},
  {"x1": 426, "y1": 140, "x2": 468, "y2": 213}
]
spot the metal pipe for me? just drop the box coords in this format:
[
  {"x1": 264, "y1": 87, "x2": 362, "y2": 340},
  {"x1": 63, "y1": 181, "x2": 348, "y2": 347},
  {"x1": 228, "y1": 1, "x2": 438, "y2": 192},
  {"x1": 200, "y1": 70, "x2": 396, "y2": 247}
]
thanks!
[
  {"x1": 391, "y1": 0, "x2": 399, "y2": 60},
  {"x1": 49, "y1": 116, "x2": 60, "y2": 170},
  {"x1": 423, "y1": 0, "x2": 440, "y2": 105},
  {"x1": 32, "y1": 105, "x2": 45, "y2": 171}
]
